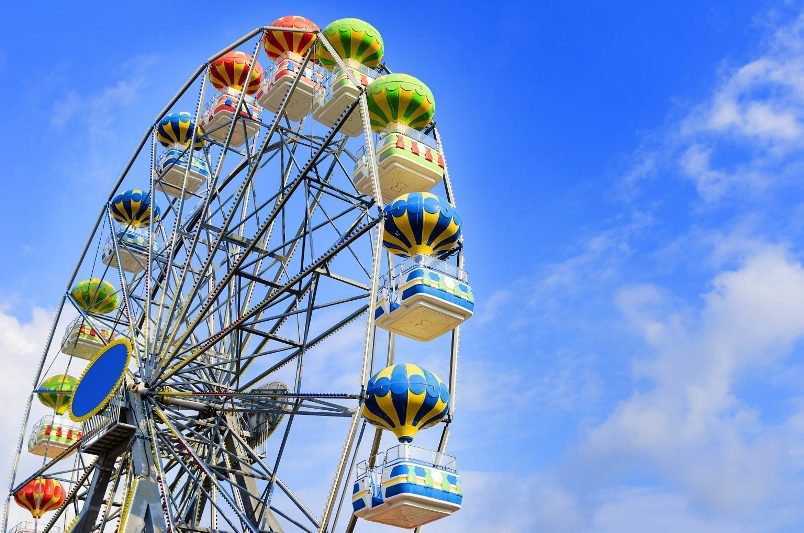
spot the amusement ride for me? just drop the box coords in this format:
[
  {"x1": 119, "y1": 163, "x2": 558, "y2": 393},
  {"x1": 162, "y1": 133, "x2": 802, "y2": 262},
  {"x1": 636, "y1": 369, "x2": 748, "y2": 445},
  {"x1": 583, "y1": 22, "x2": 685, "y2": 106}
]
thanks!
[{"x1": 4, "y1": 15, "x2": 474, "y2": 532}]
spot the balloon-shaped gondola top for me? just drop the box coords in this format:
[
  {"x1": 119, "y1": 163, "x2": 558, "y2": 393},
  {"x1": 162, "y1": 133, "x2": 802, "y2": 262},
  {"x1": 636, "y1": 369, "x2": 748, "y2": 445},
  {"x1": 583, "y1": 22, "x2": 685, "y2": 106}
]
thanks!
[
  {"x1": 264, "y1": 16, "x2": 319, "y2": 61},
  {"x1": 383, "y1": 192, "x2": 461, "y2": 257},
  {"x1": 157, "y1": 112, "x2": 204, "y2": 149},
  {"x1": 14, "y1": 477, "x2": 65, "y2": 519},
  {"x1": 209, "y1": 51, "x2": 264, "y2": 95},
  {"x1": 37, "y1": 374, "x2": 78, "y2": 415},
  {"x1": 71, "y1": 279, "x2": 119, "y2": 314},
  {"x1": 361, "y1": 363, "x2": 450, "y2": 443},
  {"x1": 111, "y1": 189, "x2": 160, "y2": 228},
  {"x1": 317, "y1": 18, "x2": 384, "y2": 70},
  {"x1": 366, "y1": 74, "x2": 435, "y2": 132}
]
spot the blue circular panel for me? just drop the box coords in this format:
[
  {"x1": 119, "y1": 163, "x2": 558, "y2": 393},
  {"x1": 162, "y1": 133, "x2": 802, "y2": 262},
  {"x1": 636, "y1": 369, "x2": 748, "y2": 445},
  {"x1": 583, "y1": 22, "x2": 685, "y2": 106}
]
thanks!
[{"x1": 70, "y1": 341, "x2": 130, "y2": 420}]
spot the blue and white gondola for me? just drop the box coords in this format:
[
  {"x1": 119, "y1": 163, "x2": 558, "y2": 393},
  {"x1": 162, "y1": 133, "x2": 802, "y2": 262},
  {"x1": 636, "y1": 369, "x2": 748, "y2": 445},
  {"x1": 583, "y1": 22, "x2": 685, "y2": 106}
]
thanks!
[
  {"x1": 375, "y1": 256, "x2": 474, "y2": 342},
  {"x1": 352, "y1": 444, "x2": 462, "y2": 528},
  {"x1": 156, "y1": 149, "x2": 210, "y2": 198},
  {"x1": 101, "y1": 229, "x2": 155, "y2": 274}
]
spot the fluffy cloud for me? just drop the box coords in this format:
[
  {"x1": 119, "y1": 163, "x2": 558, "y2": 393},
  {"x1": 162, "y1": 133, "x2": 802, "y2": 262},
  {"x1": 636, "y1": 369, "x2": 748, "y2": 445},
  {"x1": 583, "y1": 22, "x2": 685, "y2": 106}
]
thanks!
[
  {"x1": 588, "y1": 487, "x2": 770, "y2": 533},
  {"x1": 696, "y1": 58, "x2": 804, "y2": 142},
  {"x1": 681, "y1": 15, "x2": 804, "y2": 200},
  {"x1": 352, "y1": 471, "x2": 581, "y2": 533},
  {"x1": 622, "y1": 13, "x2": 804, "y2": 203},
  {"x1": 50, "y1": 54, "x2": 157, "y2": 186},
  {"x1": 438, "y1": 11, "x2": 804, "y2": 531},
  {"x1": 580, "y1": 246, "x2": 804, "y2": 523},
  {"x1": 0, "y1": 303, "x2": 55, "y2": 527}
]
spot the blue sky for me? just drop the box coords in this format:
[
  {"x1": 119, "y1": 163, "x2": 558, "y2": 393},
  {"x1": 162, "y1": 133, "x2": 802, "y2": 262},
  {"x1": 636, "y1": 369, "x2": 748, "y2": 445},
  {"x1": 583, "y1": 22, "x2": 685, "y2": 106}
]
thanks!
[{"x1": 3, "y1": 1, "x2": 804, "y2": 531}]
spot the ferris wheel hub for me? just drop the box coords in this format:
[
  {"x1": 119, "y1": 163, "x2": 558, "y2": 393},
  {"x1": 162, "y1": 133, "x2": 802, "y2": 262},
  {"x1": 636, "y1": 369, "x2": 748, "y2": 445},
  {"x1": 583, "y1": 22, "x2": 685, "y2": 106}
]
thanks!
[{"x1": 130, "y1": 381, "x2": 148, "y2": 394}]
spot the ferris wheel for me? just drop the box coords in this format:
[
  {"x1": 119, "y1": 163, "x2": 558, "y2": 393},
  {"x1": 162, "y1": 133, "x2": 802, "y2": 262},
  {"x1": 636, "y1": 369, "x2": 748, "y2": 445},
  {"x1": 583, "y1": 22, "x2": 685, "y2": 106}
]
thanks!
[{"x1": 4, "y1": 15, "x2": 474, "y2": 533}]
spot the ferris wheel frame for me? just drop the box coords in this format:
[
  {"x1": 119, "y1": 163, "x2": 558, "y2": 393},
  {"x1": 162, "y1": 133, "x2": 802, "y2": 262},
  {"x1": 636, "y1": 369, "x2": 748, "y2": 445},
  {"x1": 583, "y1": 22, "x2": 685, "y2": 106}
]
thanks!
[{"x1": 3, "y1": 21, "x2": 465, "y2": 533}]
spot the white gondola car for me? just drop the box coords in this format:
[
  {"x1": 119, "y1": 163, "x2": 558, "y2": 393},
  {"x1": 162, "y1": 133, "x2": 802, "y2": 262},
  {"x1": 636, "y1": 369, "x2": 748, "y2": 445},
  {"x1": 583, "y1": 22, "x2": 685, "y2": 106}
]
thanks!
[
  {"x1": 156, "y1": 148, "x2": 209, "y2": 198},
  {"x1": 28, "y1": 415, "x2": 82, "y2": 458},
  {"x1": 101, "y1": 229, "x2": 154, "y2": 274},
  {"x1": 61, "y1": 317, "x2": 114, "y2": 360},
  {"x1": 353, "y1": 124, "x2": 446, "y2": 203},
  {"x1": 375, "y1": 256, "x2": 473, "y2": 342},
  {"x1": 256, "y1": 57, "x2": 323, "y2": 122},
  {"x1": 10, "y1": 523, "x2": 63, "y2": 533},
  {"x1": 312, "y1": 60, "x2": 379, "y2": 137},
  {"x1": 352, "y1": 444, "x2": 462, "y2": 528},
  {"x1": 199, "y1": 90, "x2": 261, "y2": 147}
]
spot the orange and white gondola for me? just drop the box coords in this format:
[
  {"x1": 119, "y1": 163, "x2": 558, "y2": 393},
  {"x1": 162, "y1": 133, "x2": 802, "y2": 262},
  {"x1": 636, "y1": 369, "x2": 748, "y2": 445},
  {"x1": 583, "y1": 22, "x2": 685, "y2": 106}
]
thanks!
[
  {"x1": 200, "y1": 51, "x2": 263, "y2": 147},
  {"x1": 257, "y1": 16, "x2": 323, "y2": 122}
]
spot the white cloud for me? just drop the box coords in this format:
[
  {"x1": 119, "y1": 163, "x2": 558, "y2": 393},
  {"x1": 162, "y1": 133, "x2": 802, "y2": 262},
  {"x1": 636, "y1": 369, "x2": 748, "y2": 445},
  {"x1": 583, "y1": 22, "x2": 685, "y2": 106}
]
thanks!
[
  {"x1": 476, "y1": 288, "x2": 512, "y2": 324},
  {"x1": 404, "y1": 471, "x2": 581, "y2": 533},
  {"x1": 589, "y1": 487, "x2": 770, "y2": 533},
  {"x1": 679, "y1": 143, "x2": 732, "y2": 201},
  {"x1": 686, "y1": 14, "x2": 804, "y2": 148},
  {"x1": 0, "y1": 303, "x2": 56, "y2": 527},
  {"x1": 51, "y1": 54, "x2": 158, "y2": 185},
  {"x1": 0, "y1": 304, "x2": 53, "y2": 433},
  {"x1": 521, "y1": 209, "x2": 652, "y2": 323},
  {"x1": 699, "y1": 58, "x2": 804, "y2": 141},
  {"x1": 624, "y1": 12, "x2": 804, "y2": 203},
  {"x1": 615, "y1": 283, "x2": 671, "y2": 345},
  {"x1": 447, "y1": 9, "x2": 804, "y2": 533},
  {"x1": 581, "y1": 246, "x2": 804, "y2": 520},
  {"x1": 50, "y1": 91, "x2": 80, "y2": 130}
]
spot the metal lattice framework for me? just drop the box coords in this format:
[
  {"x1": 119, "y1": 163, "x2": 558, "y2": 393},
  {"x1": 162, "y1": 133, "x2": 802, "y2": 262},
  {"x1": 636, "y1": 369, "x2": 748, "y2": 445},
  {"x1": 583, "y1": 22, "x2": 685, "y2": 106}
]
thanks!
[{"x1": 4, "y1": 23, "x2": 463, "y2": 533}]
